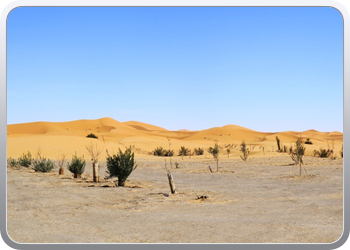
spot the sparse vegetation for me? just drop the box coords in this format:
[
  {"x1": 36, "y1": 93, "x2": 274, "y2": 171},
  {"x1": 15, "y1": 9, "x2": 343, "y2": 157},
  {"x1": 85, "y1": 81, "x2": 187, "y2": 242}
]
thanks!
[
  {"x1": 240, "y1": 141, "x2": 249, "y2": 161},
  {"x1": 86, "y1": 133, "x2": 98, "y2": 139},
  {"x1": 275, "y1": 137, "x2": 288, "y2": 153},
  {"x1": 18, "y1": 151, "x2": 32, "y2": 168},
  {"x1": 291, "y1": 138, "x2": 306, "y2": 176},
  {"x1": 174, "y1": 161, "x2": 180, "y2": 168},
  {"x1": 178, "y1": 146, "x2": 190, "y2": 160},
  {"x1": 208, "y1": 143, "x2": 219, "y2": 171},
  {"x1": 163, "y1": 149, "x2": 174, "y2": 157},
  {"x1": 276, "y1": 136, "x2": 281, "y2": 152},
  {"x1": 32, "y1": 157, "x2": 55, "y2": 173},
  {"x1": 151, "y1": 147, "x2": 174, "y2": 157},
  {"x1": 340, "y1": 145, "x2": 343, "y2": 158},
  {"x1": 313, "y1": 148, "x2": 332, "y2": 158},
  {"x1": 106, "y1": 147, "x2": 137, "y2": 187},
  {"x1": 57, "y1": 154, "x2": 66, "y2": 175},
  {"x1": 67, "y1": 154, "x2": 86, "y2": 178},
  {"x1": 152, "y1": 147, "x2": 165, "y2": 156},
  {"x1": 305, "y1": 138, "x2": 313, "y2": 145},
  {"x1": 226, "y1": 148, "x2": 230, "y2": 158},
  {"x1": 259, "y1": 146, "x2": 265, "y2": 155},
  {"x1": 193, "y1": 147, "x2": 204, "y2": 155},
  {"x1": 7, "y1": 157, "x2": 19, "y2": 168},
  {"x1": 85, "y1": 141, "x2": 104, "y2": 182}
]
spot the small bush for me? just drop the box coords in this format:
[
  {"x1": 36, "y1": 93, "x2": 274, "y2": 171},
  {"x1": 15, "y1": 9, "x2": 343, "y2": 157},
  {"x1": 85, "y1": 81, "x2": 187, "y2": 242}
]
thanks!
[
  {"x1": 313, "y1": 148, "x2": 331, "y2": 158},
  {"x1": 305, "y1": 138, "x2": 313, "y2": 145},
  {"x1": 163, "y1": 149, "x2": 174, "y2": 157},
  {"x1": 193, "y1": 147, "x2": 204, "y2": 155},
  {"x1": 291, "y1": 139, "x2": 305, "y2": 164},
  {"x1": 239, "y1": 141, "x2": 249, "y2": 161},
  {"x1": 291, "y1": 138, "x2": 307, "y2": 176},
  {"x1": 178, "y1": 146, "x2": 190, "y2": 159},
  {"x1": 174, "y1": 162, "x2": 180, "y2": 168},
  {"x1": 86, "y1": 133, "x2": 98, "y2": 139},
  {"x1": 208, "y1": 143, "x2": 220, "y2": 171},
  {"x1": 7, "y1": 157, "x2": 18, "y2": 168},
  {"x1": 276, "y1": 136, "x2": 281, "y2": 152},
  {"x1": 32, "y1": 157, "x2": 55, "y2": 172},
  {"x1": 106, "y1": 147, "x2": 137, "y2": 187},
  {"x1": 18, "y1": 151, "x2": 32, "y2": 167},
  {"x1": 67, "y1": 154, "x2": 86, "y2": 178},
  {"x1": 152, "y1": 147, "x2": 165, "y2": 156}
]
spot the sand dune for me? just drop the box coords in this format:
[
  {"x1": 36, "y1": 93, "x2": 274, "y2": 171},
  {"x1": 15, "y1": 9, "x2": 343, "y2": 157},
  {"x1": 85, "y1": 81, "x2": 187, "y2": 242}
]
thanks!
[
  {"x1": 7, "y1": 117, "x2": 343, "y2": 159},
  {"x1": 123, "y1": 121, "x2": 168, "y2": 132}
]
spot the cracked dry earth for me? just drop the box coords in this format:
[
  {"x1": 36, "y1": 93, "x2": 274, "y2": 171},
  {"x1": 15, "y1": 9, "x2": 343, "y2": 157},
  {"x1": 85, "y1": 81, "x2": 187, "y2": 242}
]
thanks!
[{"x1": 7, "y1": 155, "x2": 343, "y2": 243}]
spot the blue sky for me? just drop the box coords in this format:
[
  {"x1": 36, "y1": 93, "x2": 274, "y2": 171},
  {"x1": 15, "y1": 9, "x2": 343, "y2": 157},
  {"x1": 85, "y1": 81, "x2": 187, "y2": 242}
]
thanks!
[{"x1": 7, "y1": 7, "x2": 343, "y2": 132}]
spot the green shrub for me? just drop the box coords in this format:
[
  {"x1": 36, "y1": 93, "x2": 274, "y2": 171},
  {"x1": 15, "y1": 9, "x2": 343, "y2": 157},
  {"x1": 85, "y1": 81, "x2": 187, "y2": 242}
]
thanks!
[
  {"x1": 86, "y1": 133, "x2": 98, "y2": 139},
  {"x1": 291, "y1": 138, "x2": 307, "y2": 175},
  {"x1": 305, "y1": 138, "x2": 313, "y2": 145},
  {"x1": 7, "y1": 157, "x2": 18, "y2": 168},
  {"x1": 291, "y1": 138, "x2": 305, "y2": 164},
  {"x1": 174, "y1": 161, "x2": 179, "y2": 168},
  {"x1": 67, "y1": 154, "x2": 86, "y2": 178},
  {"x1": 152, "y1": 147, "x2": 165, "y2": 156},
  {"x1": 178, "y1": 146, "x2": 190, "y2": 159},
  {"x1": 240, "y1": 141, "x2": 249, "y2": 161},
  {"x1": 276, "y1": 136, "x2": 281, "y2": 152},
  {"x1": 163, "y1": 149, "x2": 174, "y2": 157},
  {"x1": 313, "y1": 148, "x2": 331, "y2": 158},
  {"x1": 193, "y1": 147, "x2": 204, "y2": 155},
  {"x1": 208, "y1": 143, "x2": 220, "y2": 171},
  {"x1": 106, "y1": 147, "x2": 137, "y2": 187},
  {"x1": 18, "y1": 151, "x2": 32, "y2": 167},
  {"x1": 32, "y1": 157, "x2": 55, "y2": 172}
]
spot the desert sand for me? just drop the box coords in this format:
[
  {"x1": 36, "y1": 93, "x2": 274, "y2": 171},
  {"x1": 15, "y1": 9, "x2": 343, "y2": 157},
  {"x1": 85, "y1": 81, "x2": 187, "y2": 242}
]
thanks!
[{"x1": 6, "y1": 117, "x2": 343, "y2": 243}]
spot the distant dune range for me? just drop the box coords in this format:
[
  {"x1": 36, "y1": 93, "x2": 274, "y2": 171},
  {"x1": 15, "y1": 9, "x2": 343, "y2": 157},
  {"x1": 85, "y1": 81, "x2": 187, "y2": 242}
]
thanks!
[{"x1": 7, "y1": 117, "x2": 343, "y2": 159}]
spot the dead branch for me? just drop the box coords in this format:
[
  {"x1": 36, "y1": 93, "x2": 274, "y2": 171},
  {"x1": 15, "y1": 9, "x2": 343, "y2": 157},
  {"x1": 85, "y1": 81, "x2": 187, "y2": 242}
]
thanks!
[{"x1": 85, "y1": 141, "x2": 104, "y2": 161}]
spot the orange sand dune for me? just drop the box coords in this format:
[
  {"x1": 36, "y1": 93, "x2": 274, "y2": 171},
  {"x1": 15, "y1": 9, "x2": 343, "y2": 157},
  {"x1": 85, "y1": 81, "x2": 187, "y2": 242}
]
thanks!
[
  {"x1": 183, "y1": 124, "x2": 272, "y2": 142},
  {"x1": 7, "y1": 117, "x2": 343, "y2": 159},
  {"x1": 123, "y1": 121, "x2": 168, "y2": 132}
]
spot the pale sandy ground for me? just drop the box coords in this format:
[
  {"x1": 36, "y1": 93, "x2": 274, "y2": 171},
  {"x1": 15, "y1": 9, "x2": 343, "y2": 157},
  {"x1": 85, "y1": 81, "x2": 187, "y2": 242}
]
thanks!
[
  {"x1": 6, "y1": 118, "x2": 343, "y2": 243},
  {"x1": 7, "y1": 155, "x2": 343, "y2": 243}
]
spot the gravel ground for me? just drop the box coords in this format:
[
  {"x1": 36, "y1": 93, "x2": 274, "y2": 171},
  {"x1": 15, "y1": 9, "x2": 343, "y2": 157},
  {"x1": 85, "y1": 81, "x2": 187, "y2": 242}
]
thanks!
[{"x1": 7, "y1": 155, "x2": 343, "y2": 243}]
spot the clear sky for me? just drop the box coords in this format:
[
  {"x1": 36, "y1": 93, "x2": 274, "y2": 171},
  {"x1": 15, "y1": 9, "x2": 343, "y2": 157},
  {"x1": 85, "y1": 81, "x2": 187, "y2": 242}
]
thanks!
[{"x1": 7, "y1": 7, "x2": 343, "y2": 132}]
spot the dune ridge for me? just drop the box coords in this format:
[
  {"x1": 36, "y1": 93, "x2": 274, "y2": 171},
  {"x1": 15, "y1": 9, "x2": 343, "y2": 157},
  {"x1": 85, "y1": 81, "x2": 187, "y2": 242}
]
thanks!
[{"x1": 7, "y1": 117, "x2": 343, "y2": 159}]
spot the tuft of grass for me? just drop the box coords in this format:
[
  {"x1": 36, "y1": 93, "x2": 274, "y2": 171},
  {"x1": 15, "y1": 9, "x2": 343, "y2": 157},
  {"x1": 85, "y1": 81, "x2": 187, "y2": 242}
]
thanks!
[
  {"x1": 178, "y1": 146, "x2": 190, "y2": 159},
  {"x1": 305, "y1": 138, "x2": 313, "y2": 145},
  {"x1": 193, "y1": 147, "x2": 204, "y2": 155},
  {"x1": 32, "y1": 157, "x2": 55, "y2": 172},
  {"x1": 7, "y1": 157, "x2": 19, "y2": 168},
  {"x1": 163, "y1": 149, "x2": 174, "y2": 157},
  {"x1": 313, "y1": 148, "x2": 332, "y2": 158},
  {"x1": 86, "y1": 133, "x2": 98, "y2": 139},
  {"x1": 152, "y1": 147, "x2": 165, "y2": 156},
  {"x1": 18, "y1": 151, "x2": 32, "y2": 168}
]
